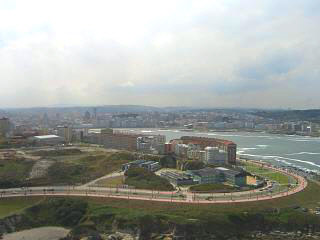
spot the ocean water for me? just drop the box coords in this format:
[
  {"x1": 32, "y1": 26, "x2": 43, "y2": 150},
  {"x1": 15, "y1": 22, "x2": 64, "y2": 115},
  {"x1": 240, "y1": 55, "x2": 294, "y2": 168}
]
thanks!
[{"x1": 124, "y1": 129, "x2": 320, "y2": 172}]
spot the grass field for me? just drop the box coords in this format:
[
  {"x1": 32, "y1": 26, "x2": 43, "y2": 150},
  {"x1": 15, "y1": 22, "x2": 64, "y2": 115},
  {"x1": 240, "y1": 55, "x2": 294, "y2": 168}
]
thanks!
[
  {"x1": 0, "y1": 160, "x2": 33, "y2": 179},
  {"x1": 95, "y1": 176, "x2": 124, "y2": 187},
  {"x1": 0, "y1": 197, "x2": 44, "y2": 218},
  {"x1": 28, "y1": 151, "x2": 136, "y2": 186},
  {"x1": 0, "y1": 181, "x2": 319, "y2": 239},
  {"x1": 0, "y1": 159, "x2": 34, "y2": 188},
  {"x1": 125, "y1": 167, "x2": 174, "y2": 191},
  {"x1": 84, "y1": 180, "x2": 320, "y2": 216},
  {"x1": 244, "y1": 162, "x2": 292, "y2": 185}
]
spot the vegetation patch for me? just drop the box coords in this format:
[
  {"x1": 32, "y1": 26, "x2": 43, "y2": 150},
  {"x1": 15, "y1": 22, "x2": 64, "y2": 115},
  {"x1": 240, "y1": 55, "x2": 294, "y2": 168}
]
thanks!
[
  {"x1": 243, "y1": 162, "x2": 292, "y2": 185},
  {"x1": 159, "y1": 154, "x2": 176, "y2": 168},
  {"x1": 95, "y1": 176, "x2": 124, "y2": 187},
  {"x1": 0, "y1": 197, "x2": 44, "y2": 218},
  {"x1": 184, "y1": 160, "x2": 205, "y2": 170},
  {"x1": 36, "y1": 152, "x2": 136, "y2": 186},
  {"x1": 125, "y1": 167, "x2": 174, "y2": 191},
  {"x1": 31, "y1": 148, "x2": 83, "y2": 157},
  {"x1": 0, "y1": 159, "x2": 34, "y2": 188},
  {"x1": 1, "y1": 181, "x2": 320, "y2": 239},
  {"x1": 24, "y1": 198, "x2": 88, "y2": 228}
]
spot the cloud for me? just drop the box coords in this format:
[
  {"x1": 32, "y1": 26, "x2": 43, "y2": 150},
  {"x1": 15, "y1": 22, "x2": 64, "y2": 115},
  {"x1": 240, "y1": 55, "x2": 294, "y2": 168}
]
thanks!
[{"x1": 0, "y1": 0, "x2": 319, "y2": 108}]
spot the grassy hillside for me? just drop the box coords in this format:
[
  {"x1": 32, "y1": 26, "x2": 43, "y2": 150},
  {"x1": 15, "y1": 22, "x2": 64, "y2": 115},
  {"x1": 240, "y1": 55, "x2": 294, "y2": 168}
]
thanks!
[
  {"x1": 0, "y1": 197, "x2": 44, "y2": 218},
  {"x1": 125, "y1": 167, "x2": 174, "y2": 191},
  {"x1": 31, "y1": 148, "x2": 83, "y2": 157},
  {"x1": 0, "y1": 181, "x2": 319, "y2": 239},
  {"x1": 33, "y1": 152, "x2": 135, "y2": 186},
  {"x1": 0, "y1": 159, "x2": 34, "y2": 188}
]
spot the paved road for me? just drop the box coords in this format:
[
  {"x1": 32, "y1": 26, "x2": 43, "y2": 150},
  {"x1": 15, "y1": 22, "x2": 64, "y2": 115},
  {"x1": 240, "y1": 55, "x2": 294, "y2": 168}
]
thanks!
[
  {"x1": 0, "y1": 165, "x2": 307, "y2": 204},
  {"x1": 0, "y1": 178, "x2": 307, "y2": 203}
]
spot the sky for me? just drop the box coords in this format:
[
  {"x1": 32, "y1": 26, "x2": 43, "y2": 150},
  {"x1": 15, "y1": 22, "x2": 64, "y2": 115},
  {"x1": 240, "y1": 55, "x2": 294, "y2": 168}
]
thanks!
[{"x1": 0, "y1": 0, "x2": 319, "y2": 109}]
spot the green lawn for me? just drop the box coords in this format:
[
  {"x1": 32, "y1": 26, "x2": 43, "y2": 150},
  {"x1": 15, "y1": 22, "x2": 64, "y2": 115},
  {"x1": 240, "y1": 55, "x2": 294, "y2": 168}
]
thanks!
[
  {"x1": 95, "y1": 176, "x2": 124, "y2": 187},
  {"x1": 28, "y1": 151, "x2": 136, "y2": 186},
  {"x1": 0, "y1": 181, "x2": 319, "y2": 239},
  {"x1": 125, "y1": 167, "x2": 174, "y2": 191},
  {"x1": 0, "y1": 197, "x2": 44, "y2": 218},
  {"x1": 85, "y1": 181, "x2": 320, "y2": 215},
  {"x1": 0, "y1": 159, "x2": 34, "y2": 188},
  {"x1": 244, "y1": 162, "x2": 292, "y2": 185},
  {"x1": 82, "y1": 181, "x2": 320, "y2": 237}
]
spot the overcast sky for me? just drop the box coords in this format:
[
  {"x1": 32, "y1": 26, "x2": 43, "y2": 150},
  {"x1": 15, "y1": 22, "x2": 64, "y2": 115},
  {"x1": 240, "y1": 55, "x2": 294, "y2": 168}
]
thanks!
[{"x1": 0, "y1": 0, "x2": 319, "y2": 109}]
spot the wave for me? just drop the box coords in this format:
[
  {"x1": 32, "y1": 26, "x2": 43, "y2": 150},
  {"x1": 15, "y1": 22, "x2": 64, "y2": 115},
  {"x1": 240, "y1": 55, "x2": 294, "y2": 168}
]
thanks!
[
  {"x1": 288, "y1": 138, "x2": 320, "y2": 142},
  {"x1": 286, "y1": 152, "x2": 320, "y2": 156},
  {"x1": 207, "y1": 133, "x2": 241, "y2": 137},
  {"x1": 256, "y1": 145, "x2": 268, "y2": 148},
  {"x1": 239, "y1": 153, "x2": 320, "y2": 169},
  {"x1": 239, "y1": 147, "x2": 257, "y2": 151},
  {"x1": 207, "y1": 133, "x2": 278, "y2": 138}
]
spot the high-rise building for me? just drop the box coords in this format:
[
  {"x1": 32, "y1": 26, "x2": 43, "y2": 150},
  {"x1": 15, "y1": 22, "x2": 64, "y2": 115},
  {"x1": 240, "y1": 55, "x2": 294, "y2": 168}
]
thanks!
[
  {"x1": 57, "y1": 126, "x2": 73, "y2": 143},
  {"x1": 173, "y1": 136, "x2": 237, "y2": 165},
  {"x1": 84, "y1": 111, "x2": 91, "y2": 122},
  {"x1": 0, "y1": 117, "x2": 12, "y2": 138},
  {"x1": 204, "y1": 147, "x2": 226, "y2": 165}
]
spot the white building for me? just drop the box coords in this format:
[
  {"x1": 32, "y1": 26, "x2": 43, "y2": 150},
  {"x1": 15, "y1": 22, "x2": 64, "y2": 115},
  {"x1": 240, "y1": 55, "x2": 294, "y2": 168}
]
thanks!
[
  {"x1": 28, "y1": 135, "x2": 64, "y2": 146},
  {"x1": 204, "y1": 147, "x2": 227, "y2": 165},
  {"x1": 174, "y1": 144, "x2": 189, "y2": 157}
]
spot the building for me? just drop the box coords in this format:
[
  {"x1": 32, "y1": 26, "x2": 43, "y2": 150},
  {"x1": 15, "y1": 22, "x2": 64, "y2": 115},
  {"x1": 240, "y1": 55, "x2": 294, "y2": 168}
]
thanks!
[
  {"x1": 137, "y1": 135, "x2": 166, "y2": 153},
  {"x1": 204, "y1": 147, "x2": 227, "y2": 165},
  {"x1": 122, "y1": 160, "x2": 161, "y2": 172},
  {"x1": 101, "y1": 129, "x2": 140, "y2": 151},
  {"x1": 215, "y1": 167, "x2": 247, "y2": 187},
  {"x1": 100, "y1": 129, "x2": 166, "y2": 152},
  {"x1": 174, "y1": 136, "x2": 237, "y2": 165},
  {"x1": 0, "y1": 117, "x2": 12, "y2": 138},
  {"x1": 28, "y1": 135, "x2": 64, "y2": 146},
  {"x1": 122, "y1": 160, "x2": 146, "y2": 171},
  {"x1": 188, "y1": 167, "x2": 247, "y2": 187},
  {"x1": 188, "y1": 167, "x2": 224, "y2": 184},
  {"x1": 174, "y1": 144, "x2": 189, "y2": 157},
  {"x1": 141, "y1": 161, "x2": 161, "y2": 172},
  {"x1": 160, "y1": 171, "x2": 195, "y2": 186},
  {"x1": 164, "y1": 143, "x2": 173, "y2": 154},
  {"x1": 57, "y1": 126, "x2": 73, "y2": 143}
]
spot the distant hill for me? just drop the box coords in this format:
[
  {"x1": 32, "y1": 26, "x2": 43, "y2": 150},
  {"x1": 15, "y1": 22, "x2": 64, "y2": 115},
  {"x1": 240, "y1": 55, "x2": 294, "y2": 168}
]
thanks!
[
  {"x1": 253, "y1": 109, "x2": 320, "y2": 122},
  {"x1": 3, "y1": 105, "x2": 163, "y2": 114}
]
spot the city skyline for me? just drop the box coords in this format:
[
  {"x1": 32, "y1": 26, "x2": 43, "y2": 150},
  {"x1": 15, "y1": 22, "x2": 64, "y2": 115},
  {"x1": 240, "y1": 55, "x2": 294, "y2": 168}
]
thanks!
[{"x1": 0, "y1": 0, "x2": 319, "y2": 108}]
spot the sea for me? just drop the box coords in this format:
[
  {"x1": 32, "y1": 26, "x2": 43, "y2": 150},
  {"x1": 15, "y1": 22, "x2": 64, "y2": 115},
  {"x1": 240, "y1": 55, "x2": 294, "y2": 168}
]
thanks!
[{"x1": 121, "y1": 128, "x2": 320, "y2": 173}]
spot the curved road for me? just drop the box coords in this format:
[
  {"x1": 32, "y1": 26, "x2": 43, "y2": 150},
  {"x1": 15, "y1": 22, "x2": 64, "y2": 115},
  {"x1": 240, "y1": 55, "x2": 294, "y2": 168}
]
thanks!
[{"x1": 0, "y1": 162, "x2": 308, "y2": 204}]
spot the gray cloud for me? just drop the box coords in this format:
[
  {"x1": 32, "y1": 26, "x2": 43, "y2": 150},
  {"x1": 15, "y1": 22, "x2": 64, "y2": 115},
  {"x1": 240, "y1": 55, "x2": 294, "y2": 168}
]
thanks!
[{"x1": 0, "y1": 0, "x2": 319, "y2": 108}]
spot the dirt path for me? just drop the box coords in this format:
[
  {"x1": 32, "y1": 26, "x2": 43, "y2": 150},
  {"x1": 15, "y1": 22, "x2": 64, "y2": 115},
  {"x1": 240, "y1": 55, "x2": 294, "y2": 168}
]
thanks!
[{"x1": 2, "y1": 227, "x2": 70, "y2": 240}]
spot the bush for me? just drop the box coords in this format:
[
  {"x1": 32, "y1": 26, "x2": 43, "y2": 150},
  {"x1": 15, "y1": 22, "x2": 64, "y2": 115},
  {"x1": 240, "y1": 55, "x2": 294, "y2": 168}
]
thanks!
[
  {"x1": 125, "y1": 167, "x2": 174, "y2": 191},
  {"x1": 184, "y1": 161, "x2": 204, "y2": 170},
  {"x1": 159, "y1": 155, "x2": 176, "y2": 168},
  {"x1": 32, "y1": 149, "x2": 83, "y2": 157},
  {"x1": 25, "y1": 198, "x2": 88, "y2": 228}
]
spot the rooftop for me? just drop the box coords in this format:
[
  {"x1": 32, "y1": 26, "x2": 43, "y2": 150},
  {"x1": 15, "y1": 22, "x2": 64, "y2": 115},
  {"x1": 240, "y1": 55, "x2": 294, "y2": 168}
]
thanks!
[
  {"x1": 33, "y1": 135, "x2": 61, "y2": 139},
  {"x1": 190, "y1": 167, "x2": 219, "y2": 177},
  {"x1": 215, "y1": 167, "x2": 229, "y2": 171}
]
